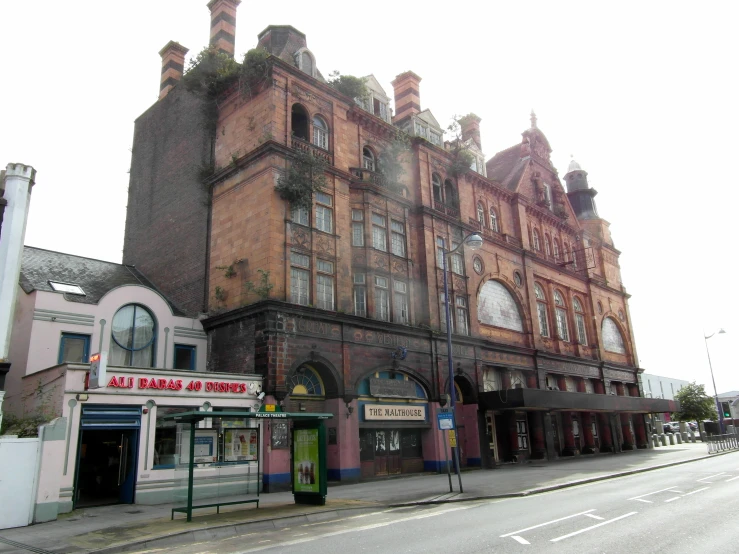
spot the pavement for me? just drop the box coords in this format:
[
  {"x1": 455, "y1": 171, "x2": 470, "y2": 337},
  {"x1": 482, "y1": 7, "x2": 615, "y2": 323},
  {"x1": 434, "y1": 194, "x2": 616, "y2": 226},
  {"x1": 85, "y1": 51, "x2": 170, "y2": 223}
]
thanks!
[{"x1": 0, "y1": 441, "x2": 726, "y2": 554}]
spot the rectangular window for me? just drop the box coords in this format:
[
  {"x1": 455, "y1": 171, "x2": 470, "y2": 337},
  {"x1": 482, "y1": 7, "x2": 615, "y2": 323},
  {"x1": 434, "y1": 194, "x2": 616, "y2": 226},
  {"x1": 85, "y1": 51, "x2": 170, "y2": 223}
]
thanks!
[
  {"x1": 556, "y1": 308, "x2": 570, "y2": 341},
  {"x1": 351, "y1": 209, "x2": 364, "y2": 247},
  {"x1": 455, "y1": 297, "x2": 469, "y2": 336},
  {"x1": 516, "y1": 420, "x2": 529, "y2": 450},
  {"x1": 173, "y1": 344, "x2": 196, "y2": 371},
  {"x1": 375, "y1": 276, "x2": 389, "y2": 321},
  {"x1": 353, "y1": 274, "x2": 366, "y2": 317},
  {"x1": 393, "y1": 281, "x2": 409, "y2": 324},
  {"x1": 390, "y1": 220, "x2": 406, "y2": 257},
  {"x1": 440, "y1": 293, "x2": 452, "y2": 333},
  {"x1": 292, "y1": 206, "x2": 309, "y2": 226},
  {"x1": 372, "y1": 213, "x2": 387, "y2": 251},
  {"x1": 575, "y1": 313, "x2": 587, "y2": 345},
  {"x1": 58, "y1": 333, "x2": 90, "y2": 364},
  {"x1": 537, "y1": 303, "x2": 549, "y2": 337},
  {"x1": 429, "y1": 132, "x2": 442, "y2": 146},
  {"x1": 436, "y1": 237, "x2": 446, "y2": 268},
  {"x1": 290, "y1": 252, "x2": 310, "y2": 306},
  {"x1": 451, "y1": 242, "x2": 464, "y2": 275},
  {"x1": 317, "y1": 274, "x2": 334, "y2": 310},
  {"x1": 315, "y1": 194, "x2": 333, "y2": 233}
]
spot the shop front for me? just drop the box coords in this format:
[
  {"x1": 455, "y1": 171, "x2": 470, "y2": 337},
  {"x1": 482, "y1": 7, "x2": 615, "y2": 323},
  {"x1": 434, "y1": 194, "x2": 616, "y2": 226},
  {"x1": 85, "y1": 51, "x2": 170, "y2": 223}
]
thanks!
[
  {"x1": 356, "y1": 372, "x2": 430, "y2": 478},
  {"x1": 23, "y1": 364, "x2": 263, "y2": 513}
]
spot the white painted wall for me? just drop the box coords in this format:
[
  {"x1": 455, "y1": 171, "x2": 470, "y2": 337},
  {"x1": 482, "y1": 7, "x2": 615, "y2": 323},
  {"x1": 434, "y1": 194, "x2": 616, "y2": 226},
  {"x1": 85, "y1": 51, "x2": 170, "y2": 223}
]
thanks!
[
  {"x1": 641, "y1": 373, "x2": 690, "y2": 400},
  {"x1": 0, "y1": 436, "x2": 39, "y2": 529}
]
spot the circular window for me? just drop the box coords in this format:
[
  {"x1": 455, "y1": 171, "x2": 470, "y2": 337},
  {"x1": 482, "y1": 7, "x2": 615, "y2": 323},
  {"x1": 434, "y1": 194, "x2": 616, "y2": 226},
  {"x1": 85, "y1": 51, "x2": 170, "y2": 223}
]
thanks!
[
  {"x1": 473, "y1": 256, "x2": 484, "y2": 275},
  {"x1": 597, "y1": 301, "x2": 604, "y2": 314},
  {"x1": 618, "y1": 309, "x2": 625, "y2": 321},
  {"x1": 110, "y1": 304, "x2": 156, "y2": 367},
  {"x1": 513, "y1": 271, "x2": 523, "y2": 287}
]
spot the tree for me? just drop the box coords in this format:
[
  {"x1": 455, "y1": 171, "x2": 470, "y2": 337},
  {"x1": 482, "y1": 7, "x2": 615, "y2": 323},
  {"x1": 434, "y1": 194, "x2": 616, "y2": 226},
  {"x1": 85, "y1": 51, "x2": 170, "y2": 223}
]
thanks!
[
  {"x1": 672, "y1": 382, "x2": 717, "y2": 424},
  {"x1": 327, "y1": 71, "x2": 368, "y2": 102}
]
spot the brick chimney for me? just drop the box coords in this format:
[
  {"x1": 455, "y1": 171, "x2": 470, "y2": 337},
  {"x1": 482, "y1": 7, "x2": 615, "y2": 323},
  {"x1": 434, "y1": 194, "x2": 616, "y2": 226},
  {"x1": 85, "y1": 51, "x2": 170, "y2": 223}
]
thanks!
[
  {"x1": 459, "y1": 113, "x2": 482, "y2": 149},
  {"x1": 391, "y1": 71, "x2": 422, "y2": 124},
  {"x1": 159, "y1": 41, "x2": 189, "y2": 100},
  {"x1": 208, "y1": 0, "x2": 241, "y2": 57}
]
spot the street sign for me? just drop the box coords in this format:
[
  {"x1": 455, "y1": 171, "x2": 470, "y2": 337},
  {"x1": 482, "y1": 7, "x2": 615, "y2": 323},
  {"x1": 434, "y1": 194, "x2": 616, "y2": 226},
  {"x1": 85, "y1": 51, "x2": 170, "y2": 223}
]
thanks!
[
  {"x1": 448, "y1": 430, "x2": 457, "y2": 447},
  {"x1": 437, "y1": 411, "x2": 454, "y2": 430}
]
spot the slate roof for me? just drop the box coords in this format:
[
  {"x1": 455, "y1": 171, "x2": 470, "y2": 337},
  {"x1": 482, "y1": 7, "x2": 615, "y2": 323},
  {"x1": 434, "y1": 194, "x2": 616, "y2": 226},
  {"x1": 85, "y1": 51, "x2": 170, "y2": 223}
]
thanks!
[
  {"x1": 19, "y1": 246, "x2": 185, "y2": 316},
  {"x1": 486, "y1": 144, "x2": 527, "y2": 191}
]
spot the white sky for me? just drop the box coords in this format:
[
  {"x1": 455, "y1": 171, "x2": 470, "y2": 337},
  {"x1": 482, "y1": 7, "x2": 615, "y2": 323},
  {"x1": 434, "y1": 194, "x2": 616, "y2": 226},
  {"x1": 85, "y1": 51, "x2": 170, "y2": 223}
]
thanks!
[{"x1": 1, "y1": 1, "x2": 736, "y2": 393}]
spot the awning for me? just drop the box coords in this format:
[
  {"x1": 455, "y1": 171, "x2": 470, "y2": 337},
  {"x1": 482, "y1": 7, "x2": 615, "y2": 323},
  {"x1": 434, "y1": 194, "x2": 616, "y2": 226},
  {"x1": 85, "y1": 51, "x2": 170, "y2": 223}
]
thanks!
[{"x1": 479, "y1": 388, "x2": 678, "y2": 414}]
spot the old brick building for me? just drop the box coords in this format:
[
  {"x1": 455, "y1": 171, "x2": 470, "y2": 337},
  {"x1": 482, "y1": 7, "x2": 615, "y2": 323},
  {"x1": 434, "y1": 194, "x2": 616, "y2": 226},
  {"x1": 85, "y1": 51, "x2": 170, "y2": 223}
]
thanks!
[{"x1": 124, "y1": 1, "x2": 674, "y2": 489}]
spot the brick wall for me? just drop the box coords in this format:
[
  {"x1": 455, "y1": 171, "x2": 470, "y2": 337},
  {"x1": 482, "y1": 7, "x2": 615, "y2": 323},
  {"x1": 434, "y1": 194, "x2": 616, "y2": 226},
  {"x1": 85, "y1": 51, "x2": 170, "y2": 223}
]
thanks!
[{"x1": 123, "y1": 86, "x2": 212, "y2": 317}]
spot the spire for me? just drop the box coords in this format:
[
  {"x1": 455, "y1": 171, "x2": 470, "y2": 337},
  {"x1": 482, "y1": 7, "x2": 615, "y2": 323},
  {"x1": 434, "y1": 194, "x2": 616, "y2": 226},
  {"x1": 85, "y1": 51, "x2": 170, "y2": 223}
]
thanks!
[{"x1": 530, "y1": 109, "x2": 537, "y2": 129}]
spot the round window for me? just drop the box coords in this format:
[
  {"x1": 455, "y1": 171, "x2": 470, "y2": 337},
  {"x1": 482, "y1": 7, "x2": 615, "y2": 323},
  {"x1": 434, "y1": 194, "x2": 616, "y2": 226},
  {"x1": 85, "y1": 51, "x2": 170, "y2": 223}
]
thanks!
[
  {"x1": 473, "y1": 256, "x2": 484, "y2": 275},
  {"x1": 110, "y1": 304, "x2": 156, "y2": 367},
  {"x1": 513, "y1": 271, "x2": 523, "y2": 287}
]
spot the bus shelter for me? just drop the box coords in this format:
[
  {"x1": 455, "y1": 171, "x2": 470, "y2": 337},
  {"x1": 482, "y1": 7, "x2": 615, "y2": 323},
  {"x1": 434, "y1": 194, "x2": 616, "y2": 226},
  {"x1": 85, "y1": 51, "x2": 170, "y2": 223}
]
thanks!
[{"x1": 164, "y1": 406, "x2": 332, "y2": 521}]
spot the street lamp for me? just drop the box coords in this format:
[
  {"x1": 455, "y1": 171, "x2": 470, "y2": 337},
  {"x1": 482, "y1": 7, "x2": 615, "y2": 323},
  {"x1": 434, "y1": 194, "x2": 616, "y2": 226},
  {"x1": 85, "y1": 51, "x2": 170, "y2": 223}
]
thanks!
[
  {"x1": 441, "y1": 232, "x2": 483, "y2": 493},
  {"x1": 704, "y1": 329, "x2": 726, "y2": 434}
]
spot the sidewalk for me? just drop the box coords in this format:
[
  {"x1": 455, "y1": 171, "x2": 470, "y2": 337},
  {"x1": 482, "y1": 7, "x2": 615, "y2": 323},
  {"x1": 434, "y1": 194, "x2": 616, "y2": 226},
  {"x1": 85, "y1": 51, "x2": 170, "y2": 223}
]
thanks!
[{"x1": 0, "y1": 442, "x2": 729, "y2": 554}]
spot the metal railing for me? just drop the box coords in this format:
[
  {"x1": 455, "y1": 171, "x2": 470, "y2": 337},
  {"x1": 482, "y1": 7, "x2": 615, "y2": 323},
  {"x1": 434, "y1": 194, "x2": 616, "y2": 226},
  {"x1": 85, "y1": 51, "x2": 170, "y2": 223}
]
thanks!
[{"x1": 706, "y1": 432, "x2": 739, "y2": 454}]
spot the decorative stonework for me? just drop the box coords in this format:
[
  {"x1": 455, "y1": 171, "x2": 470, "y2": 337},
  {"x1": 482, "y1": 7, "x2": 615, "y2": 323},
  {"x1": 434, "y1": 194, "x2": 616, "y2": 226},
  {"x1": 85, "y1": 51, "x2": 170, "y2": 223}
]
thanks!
[
  {"x1": 316, "y1": 235, "x2": 333, "y2": 255},
  {"x1": 538, "y1": 358, "x2": 600, "y2": 378},
  {"x1": 479, "y1": 350, "x2": 534, "y2": 368},
  {"x1": 391, "y1": 259, "x2": 407, "y2": 274},
  {"x1": 291, "y1": 226, "x2": 311, "y2": 250},
  {"x1": 373, "y1": 254, "x2": 389, "y2": 271}
]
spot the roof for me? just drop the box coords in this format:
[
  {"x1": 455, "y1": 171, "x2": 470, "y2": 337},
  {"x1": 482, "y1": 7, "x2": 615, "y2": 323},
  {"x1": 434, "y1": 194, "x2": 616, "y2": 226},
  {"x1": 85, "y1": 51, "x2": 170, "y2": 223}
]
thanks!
[
  {"x1": 717, "y1": 391, "x2": 739, "y2": 399},
  {"x1": 485, "y1": 144, "x2": 527, "y2": 190},
  {"x1": 19, "y1": 246, "x2": 185, "y2": 316}
]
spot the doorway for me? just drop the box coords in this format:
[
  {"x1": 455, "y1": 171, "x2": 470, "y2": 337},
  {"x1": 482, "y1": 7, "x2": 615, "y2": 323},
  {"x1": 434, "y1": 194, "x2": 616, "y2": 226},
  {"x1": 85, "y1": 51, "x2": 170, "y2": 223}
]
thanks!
[{"x1": 75, "y1": 428, "x2": 138, "y2": 507}]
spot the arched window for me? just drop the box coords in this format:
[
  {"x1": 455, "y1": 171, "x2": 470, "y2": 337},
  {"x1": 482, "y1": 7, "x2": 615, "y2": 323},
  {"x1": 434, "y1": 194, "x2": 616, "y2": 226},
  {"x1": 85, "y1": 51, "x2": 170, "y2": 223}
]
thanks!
[
  {"x1": 363, "y1": 146, "x2": 375, "y2": 171},
  {"x1": 553, "y1": 239, "x2": 560, "y2": 261},
  {"x1": 110, "y1": 304, "x2": 156, "y2": 367},
  {"x1": 291, "y1": 104, "x2": 309, "y2": 140},
  {"x1": 534, "y1": 283, "x2": 549, "y2": 337},
  {"x1": 553, "y1": 290, "x2": 570, "y2": 341},
  {"x1": 490, "y1": 208, "x2": 499, "y2": 233},
  {"x1": 312, "y1": 116, "x2": 328, "y2": 150},
  {"x1": 532, "y1": 229, "x2": 541, "y2": 251},
  {"x1": 432, "y1": 173, "x2": 443, "y2": 203},
  {"x1": 573, "y1": 297, "x2": 587, "y2": 345},
  {"x1": 545, "y1": 234, "x2": 552, "y2": 257},
  {"x1": 477, "y1": 280, "x2": 524, "y2": 332},
  {"x1": 563, "y1": 242, "x2": 571, "y2": 265},
  {"x1": 477, "y1": 202, "x2": 485, "y2": 228},
  {"x1": 288, "y1": 365, "x2": 324, "y2": 395},
  {"x1": 602, "y1": 318, "x2": 626, "y2": 354},
  {"x1": 444, "y1": 179, "x2": 457, "y2": 207}
]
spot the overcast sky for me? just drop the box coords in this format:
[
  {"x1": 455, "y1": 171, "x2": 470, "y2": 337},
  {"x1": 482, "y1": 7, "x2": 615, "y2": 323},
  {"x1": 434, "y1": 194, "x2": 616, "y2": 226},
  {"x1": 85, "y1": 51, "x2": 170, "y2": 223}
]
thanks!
[{"x1": 1, "y1": 1, "x2": 735, "y2": 394}]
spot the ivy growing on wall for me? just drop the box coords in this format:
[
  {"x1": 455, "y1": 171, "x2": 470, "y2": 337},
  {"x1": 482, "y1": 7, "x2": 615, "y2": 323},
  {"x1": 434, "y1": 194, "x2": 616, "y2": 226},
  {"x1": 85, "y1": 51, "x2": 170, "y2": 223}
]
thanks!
[
  {"x1": 244, "y1": 269, "x2": 274, "y2": 301},
  {"x1": 275, "y1": 148, "x2": 328, "y2": 211}
]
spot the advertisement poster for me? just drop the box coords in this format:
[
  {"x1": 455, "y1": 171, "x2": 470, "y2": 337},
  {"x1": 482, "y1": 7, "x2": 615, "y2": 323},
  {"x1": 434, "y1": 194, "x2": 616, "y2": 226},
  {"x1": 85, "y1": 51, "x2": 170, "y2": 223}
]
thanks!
[
  {"x1": 293, "y1": 428, "x2": 319, "y2": 493},
  {"x1": 224, "y1": 429, "x2": 258, "y2": 461},
  {"x1": 179, "y1": 429, "x2": 218, "y2": 464}
]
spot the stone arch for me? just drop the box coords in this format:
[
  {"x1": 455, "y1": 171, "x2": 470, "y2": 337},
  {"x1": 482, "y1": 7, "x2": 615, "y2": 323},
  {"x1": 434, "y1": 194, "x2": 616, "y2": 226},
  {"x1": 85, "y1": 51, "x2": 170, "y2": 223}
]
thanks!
[
  {"x1": 476, "y1": 277, "x2": 529, "y2": 333},
  {"x1": 601, "y1": 315, "x2": 628, "y2": 355},
  {"x1": 445, "y1": 372, "x2": 477, "y2": 405},
  {"x1": 287, "y1": 354, "x2": 342, "y2": 398},
  {"x1": 352, "y1": 366, "x2": 431, "y2": 400}
]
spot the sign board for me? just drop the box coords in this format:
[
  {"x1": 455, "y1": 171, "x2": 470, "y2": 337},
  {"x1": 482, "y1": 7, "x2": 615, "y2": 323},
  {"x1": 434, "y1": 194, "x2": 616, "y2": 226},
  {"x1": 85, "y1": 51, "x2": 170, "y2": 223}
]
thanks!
[
  {"x1": 179, "y1": 429, "x2": 218, "y2": 464},
  {"x1": 293, "y1": 428, "x2": 320, "y2": 493},
  {"x1": 448, "y1": 430, "x2": 457, "y2": 447},
  {"x1": 88, "y1": 352, "x2": 108, "y2": 389},
  {"x1": 364, "y1": 404, "x2": 426, "y2": 422},
  {"x1": 369, "y1": 378, "x2": 417, "y2": 398},
  {"x1": 437, "y1": 411, "x2": 454, "y2": 430},
  {"x1": 224, "y1": 429, "x2": 258, "y2": 461}
]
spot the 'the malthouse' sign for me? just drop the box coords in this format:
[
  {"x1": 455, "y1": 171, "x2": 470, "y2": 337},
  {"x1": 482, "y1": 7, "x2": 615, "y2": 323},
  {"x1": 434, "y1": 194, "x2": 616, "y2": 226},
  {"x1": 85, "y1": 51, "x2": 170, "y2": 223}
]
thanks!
[{"x1": 364, "y1": 404, "x2": 426, "y2": 421}]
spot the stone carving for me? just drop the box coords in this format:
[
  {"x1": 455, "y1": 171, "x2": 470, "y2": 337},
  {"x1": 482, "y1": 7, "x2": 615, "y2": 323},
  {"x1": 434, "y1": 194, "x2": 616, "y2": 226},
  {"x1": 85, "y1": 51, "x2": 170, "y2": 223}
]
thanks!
[
  {"x1": 316, "y1": 235, "x2": 333, "y2": 254},
  {"x1": 374, "y1": 254, "x2": 389, "y2": 271},
  {"x1": 479, "y1": 350, "x2": 534, "y2": 368},
  {"x1": 292, "y1": 227, "x2": 310, "y2": 249},
  {"x1": 538, "y1": 358, "x2": 600, "y2": 378},
  {"x1": 392, "y1": 259, "x2": 407, "y2": 274}
]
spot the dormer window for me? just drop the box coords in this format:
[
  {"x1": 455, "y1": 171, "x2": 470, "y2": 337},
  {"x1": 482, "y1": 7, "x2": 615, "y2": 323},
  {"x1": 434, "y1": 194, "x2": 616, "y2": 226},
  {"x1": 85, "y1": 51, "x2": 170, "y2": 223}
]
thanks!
[
  {"x1": 429, "y1": 132, "x2": 442, "y2": 146},
  {"x1": 414, "y1": 122, "x2": 429, "y2": 139},
  {"x1": 295, "y1": 48, "x2": 316, "y2": 77},
  {"x1": 373, "y1": 98, "x2": 388, "y2": 122}
]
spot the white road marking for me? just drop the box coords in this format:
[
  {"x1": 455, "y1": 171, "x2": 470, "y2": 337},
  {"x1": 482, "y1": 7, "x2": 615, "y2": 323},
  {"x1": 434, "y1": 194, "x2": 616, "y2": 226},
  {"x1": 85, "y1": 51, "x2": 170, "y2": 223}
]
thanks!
[
  {"x1": 697, "y1": 472, "x2": 726, "y2": 483},
  {"x1": 671, "y1": 490, "x2": 684, "y2": 493},
  {"x1": 628, "y1": 487, "x2": 678, "y2": 500},
  {"x1": 634, "y1": 499, "x2": 652, "y2": 504},
  {"x1": 292, "y1": 533, "x2": 308, "y2": 537},
  {"x1": 300, "y1": 509, "x2": 396, "y2": 526},
  {"x1": 500, "y1": 509, "x2": 596, "y2": 538},
  {"x1": 682, "y1": 487, "x2": 709, "y2": 496},
  {"x1": 726, "y1": 476, "x2": 739, "y2": 482},
  {"x1": 584, "y1": 514, "x2": 605, "y2": 520},
  {"x1": 511, "y1": 536, "x2": 530, "y2": 545},
  {"x1": 664, "y1": 496, "x2": 681, "y2": 503},
  {"x1": 550, "y1": 512, "x2": 638, "y2": 543},
  {"x1": 239, "y1": 504, "x2": 478, "y2": 552}
]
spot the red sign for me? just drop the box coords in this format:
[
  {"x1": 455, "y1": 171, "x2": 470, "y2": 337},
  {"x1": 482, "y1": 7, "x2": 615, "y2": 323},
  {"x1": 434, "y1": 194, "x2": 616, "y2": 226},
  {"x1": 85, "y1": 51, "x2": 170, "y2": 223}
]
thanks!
[{"x1": 106, "y1": 376, "x2": 249, "y2": 394}]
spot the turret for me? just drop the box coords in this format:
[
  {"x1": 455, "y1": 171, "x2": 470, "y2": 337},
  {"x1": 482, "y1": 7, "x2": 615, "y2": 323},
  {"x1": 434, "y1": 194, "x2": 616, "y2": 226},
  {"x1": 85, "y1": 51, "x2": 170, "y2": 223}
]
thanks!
[{"x1": 564, "y1": 158, "x2": 598, "y2": 220}]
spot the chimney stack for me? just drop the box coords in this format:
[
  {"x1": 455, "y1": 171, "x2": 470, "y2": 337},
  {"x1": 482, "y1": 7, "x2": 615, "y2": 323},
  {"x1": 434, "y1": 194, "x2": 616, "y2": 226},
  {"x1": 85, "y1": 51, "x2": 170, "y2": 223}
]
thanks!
[
  {"x1": 391, "y1": 71, "x2": 422, "y2": 124},
  {"x1": 459, "y1": 113, "x2": 482, "y2": 150},
  {"x1": 159, "y1": 41, "x2": 189, "y2": 100},
  {"x1": 208, "y1": 0, "x2": 241, "y2": 57}
]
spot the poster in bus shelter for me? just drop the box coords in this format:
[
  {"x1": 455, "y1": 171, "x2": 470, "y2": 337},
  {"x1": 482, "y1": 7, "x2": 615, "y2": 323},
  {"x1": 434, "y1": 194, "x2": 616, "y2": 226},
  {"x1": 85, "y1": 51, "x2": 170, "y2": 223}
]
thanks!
[
  {"x1": 293, "y1": 428, "x2": 319, "y2": 493},
  {"x1": 224, "y1": 429, "x2": 258, "y2": 462}
]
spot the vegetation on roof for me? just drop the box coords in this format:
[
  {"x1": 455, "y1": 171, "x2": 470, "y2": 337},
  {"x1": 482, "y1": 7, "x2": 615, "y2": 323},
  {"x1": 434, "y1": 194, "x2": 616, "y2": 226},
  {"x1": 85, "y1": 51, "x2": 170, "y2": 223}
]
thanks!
[{"x1": 327, "y1": 71, "x2": 369, "y2": 101}]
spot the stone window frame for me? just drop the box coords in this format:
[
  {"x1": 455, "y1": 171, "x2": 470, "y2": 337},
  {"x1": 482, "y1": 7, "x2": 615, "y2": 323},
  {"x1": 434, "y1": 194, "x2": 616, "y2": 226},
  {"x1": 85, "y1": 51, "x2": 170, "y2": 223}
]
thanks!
[
  {"x1": 534, "y1": 282, "x2": 550, "y2": 338},
  {"x1": 315, "y1": 192, "x2": 333, "y2": 234},
  {"x1": 362, "y1": 146, "x2": 376, "y2": 171},
  {"x1": 573, "y1": 296, "x2": 588, "y2": 345},
  {"x1": 553, "y1": 289, "x2": 570, "y2": 342},
  {"x1": 532, "y1": 228, "x2": 541, "y2": 251},
  {"x1": 312, "y1": 115, "x2": 329, "y2": 150},
  {"x1": 490, "y1": 207, "x2": 499, "y2": 233}
]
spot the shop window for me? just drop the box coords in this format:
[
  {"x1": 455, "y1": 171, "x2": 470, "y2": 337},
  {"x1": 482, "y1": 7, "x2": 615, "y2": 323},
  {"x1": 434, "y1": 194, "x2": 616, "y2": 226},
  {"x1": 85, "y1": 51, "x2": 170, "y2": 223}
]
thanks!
[
  {"x1": 289, "y1": 365, "x2": 323, "y2": 395},
  {"x1": 110, "y1": 304, "x2": 156, "y2": 368},
  {"x1": 291, "y1": 103, "x2": 309, "y2": 140},
  {"x1": 173, "y1": 344, "x2": 196, "y2": 371},
  {"x1": 58, "y1": 333, "x2": 90, "y2": 364},
  {"x1": 153, "y1": 407, "x2": 191, "y2": 468},
  {"x1": 360, "y1": 430, "x2": 375, "y2": 461},
  {"x1": 401, "y1": 430, "x2": 422, "y2": 458},
  {"x1": 271, "y1": 421, "x2": 289, "y2": 449},
  {"x1": 516, "y1": 420, "x2": 529, "y2": 450}
]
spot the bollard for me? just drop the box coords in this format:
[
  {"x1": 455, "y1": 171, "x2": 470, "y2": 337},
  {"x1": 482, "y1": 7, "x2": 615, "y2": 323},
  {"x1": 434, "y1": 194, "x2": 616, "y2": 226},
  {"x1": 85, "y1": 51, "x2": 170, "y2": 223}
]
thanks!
[
  {"x1": 652, "y1": 434, "x2": 660, "y2": 448},
  {"x1": 690, "y1": 431, "x2": 696, "y2": 443},
  {"x1": 668, "y1": 433, "x2": 675, "y2": 445},
  {"x1": 681, "y1": 432, "x2": 688, "y2": 442},
  {"x1": 660, "y1": 434, "x2": 668, "y2": 446},
  {"x1": 676, "y1": 433, "x2": 682, "y2": 444}
]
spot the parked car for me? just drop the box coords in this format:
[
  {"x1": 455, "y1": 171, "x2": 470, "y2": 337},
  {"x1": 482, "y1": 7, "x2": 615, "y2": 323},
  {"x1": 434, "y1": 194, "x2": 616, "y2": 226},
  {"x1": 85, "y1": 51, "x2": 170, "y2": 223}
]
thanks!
[
  {"x1": 687, "y1": 421, "x2": 698, "y2": 431},
  {"x1": 664, "y1": 422, "x2": 680, "y2": 433}
]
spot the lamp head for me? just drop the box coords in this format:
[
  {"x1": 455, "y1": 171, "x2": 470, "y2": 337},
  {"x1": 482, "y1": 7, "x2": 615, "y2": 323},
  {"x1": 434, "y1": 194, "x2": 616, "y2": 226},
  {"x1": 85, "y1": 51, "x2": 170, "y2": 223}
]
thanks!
[
  {"x1": 719, "y1": 328, "x2": 727, "y2": 335},
  {"x1": 465, "y1": 233, "x2": 483, "y2": 251}
]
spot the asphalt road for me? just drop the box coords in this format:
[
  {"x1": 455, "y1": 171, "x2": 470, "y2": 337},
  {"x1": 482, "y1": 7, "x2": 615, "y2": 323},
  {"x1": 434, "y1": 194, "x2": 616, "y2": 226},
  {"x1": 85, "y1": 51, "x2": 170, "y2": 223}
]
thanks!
[{"x1": 137, "y1": 452, "x2": 739, "y2": 553}]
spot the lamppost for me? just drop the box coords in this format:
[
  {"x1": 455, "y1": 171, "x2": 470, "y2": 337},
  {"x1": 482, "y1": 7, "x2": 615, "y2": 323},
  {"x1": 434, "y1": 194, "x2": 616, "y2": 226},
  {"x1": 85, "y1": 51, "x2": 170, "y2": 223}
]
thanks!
[
  {"x1": 441, "y1": 232, "x2": 483, "y2": 493},
  {"x1": 704, "y1": 329, "x2": 726, "y2": 434}
]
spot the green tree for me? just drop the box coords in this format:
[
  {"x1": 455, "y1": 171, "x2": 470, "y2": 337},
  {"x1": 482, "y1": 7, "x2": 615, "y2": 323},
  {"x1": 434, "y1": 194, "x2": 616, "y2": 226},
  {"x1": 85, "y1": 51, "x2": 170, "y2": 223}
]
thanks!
[
  {"x1": 275, "y1": 148, "x2": 327, "y2": 211},
  {"x1": 327, "y1": 71, "x2": 369, "y2": 101},
  {"x1": 672, "y1": 382, "x2": 717, "y2": 423},
  {"x1": 445, "y1": 116, "x2": 475, "y2": 178}
]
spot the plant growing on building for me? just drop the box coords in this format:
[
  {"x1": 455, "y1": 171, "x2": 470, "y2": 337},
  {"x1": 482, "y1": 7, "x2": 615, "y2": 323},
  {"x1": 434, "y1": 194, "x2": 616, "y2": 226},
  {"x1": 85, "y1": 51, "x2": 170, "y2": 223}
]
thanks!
[
  {"x1": 214, "y1": 286, "x2": 227, "y2": 303},
  {"x1": 672, "y1": 382, "x2": 718, "y2": 424},
  {"x1": 240, "y1": 47, "x2": 271, "y2": 98},
  {"x1": 215, "y1": 259, "x2": 243, "y2": 278},
  {"x1": 275, "y1": 147, "x2": 327, "y2": 211},
  {"x1": 244, "y1": 269, "x2": 274, "y2": 300},
  {"x1": 183, "y1": 46, "x2": 241, "y2": 100},
  {"x1": 378, "y1": 131, "x2": 412, "y2": 190},
  {"x1": 327, "y1": 71, "x2": 369, "y2": 102},
  {"x1": 445, "y1": 116, "x2": 475, "y2": 178}
]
